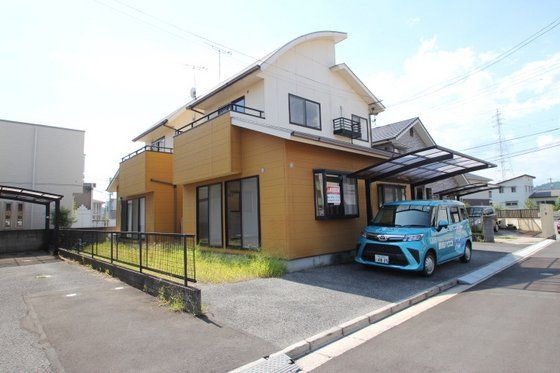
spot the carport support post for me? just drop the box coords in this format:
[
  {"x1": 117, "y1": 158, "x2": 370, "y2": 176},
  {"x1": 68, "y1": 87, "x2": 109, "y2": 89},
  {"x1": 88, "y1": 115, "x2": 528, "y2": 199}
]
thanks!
[
  {"x1": 53, "y1": 199, "x2": 60, "y2": 255},
  {"x1": 44, "y1": 202, "x2": 50, "y2": 230},
  {"x1": 365, "y1": 179, "x2": 373, "y2": 224}
]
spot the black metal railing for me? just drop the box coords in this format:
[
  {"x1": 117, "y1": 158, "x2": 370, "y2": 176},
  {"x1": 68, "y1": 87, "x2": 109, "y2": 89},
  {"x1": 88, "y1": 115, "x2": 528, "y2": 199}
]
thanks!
[
  {"x1": 175, "y1": 104, "x2": 265, "y2": 135},
  {"x1": 59, "y1": 229, "x2": 196, "y2": 284},
  {"x1": 121, "y1": 145, "x2": 173, "y2": 162},
  {"x1": 333, "y1": 117, "x2": 361, "y2": 139}
]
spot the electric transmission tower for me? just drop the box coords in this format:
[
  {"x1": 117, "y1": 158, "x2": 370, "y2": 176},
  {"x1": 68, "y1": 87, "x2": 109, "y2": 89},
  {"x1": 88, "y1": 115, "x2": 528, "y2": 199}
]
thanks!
[{"x1": 493, "y1": 109, "x2": 513, "y2": 180}]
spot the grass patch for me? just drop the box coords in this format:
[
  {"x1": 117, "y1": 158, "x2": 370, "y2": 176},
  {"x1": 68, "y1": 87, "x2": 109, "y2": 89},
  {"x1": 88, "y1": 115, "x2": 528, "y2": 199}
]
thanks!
[
  {"x1": 63, "y1": 239, "x2": 286, "y2": 284},
  {"x1": 195, "y1": 250, "x2": 286, "y2": 283}
]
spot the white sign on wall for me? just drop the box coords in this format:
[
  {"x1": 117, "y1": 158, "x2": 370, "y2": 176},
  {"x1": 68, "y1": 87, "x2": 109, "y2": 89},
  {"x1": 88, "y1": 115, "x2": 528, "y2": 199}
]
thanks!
[{"x1": 326, "y1": 182, "x2": 341, "y2": 205}]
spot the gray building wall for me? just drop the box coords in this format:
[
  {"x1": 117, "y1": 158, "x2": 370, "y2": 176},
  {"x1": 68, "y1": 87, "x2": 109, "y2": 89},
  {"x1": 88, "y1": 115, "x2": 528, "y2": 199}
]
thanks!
[{"x1": 0, "y1": 119, "x2": 85, "y2": 230}]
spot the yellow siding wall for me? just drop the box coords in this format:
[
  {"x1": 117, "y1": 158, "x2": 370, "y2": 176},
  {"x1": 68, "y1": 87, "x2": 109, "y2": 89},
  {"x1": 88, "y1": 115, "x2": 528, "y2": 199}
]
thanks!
[
  {"x1": 182, "y1": 129, "x2": 288, "y2": 255},
  {"x1": 173, "y1": 113, "x2": 241, "y2": 185},
  {"x1": 284, "y1": 141, "x2": 384, "y2": 259},
  {"x1": 118, "y1": 153, "x2": 146, "y2": 198}
]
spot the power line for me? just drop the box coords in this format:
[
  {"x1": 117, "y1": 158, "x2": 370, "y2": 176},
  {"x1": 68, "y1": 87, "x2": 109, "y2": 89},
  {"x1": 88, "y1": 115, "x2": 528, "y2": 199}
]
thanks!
[
  {"x1": 489, "y1": 141, "x2": 560, "y2": 161},
  {"x1": 461, "y1": 126, "x2": 560, "y2": 151},
  {"x1": 388, "y1": 15, "x2": 560, "y2": 107}
]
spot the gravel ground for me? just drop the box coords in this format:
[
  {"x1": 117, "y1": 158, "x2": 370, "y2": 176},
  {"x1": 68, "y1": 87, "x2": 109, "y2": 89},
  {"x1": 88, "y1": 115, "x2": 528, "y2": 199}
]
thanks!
[{"x1": 198, "y1": 242, "x2": 529, "y2": 348}]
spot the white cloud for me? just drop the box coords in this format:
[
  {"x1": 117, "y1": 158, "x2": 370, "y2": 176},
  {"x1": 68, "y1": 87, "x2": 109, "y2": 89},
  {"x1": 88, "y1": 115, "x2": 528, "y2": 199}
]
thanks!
[
  {"x1": 366, "y1": 38, "x2": 560, "y2": 185},
  {"x1": 407, "y1": 17, "x2": 421, "y2": 28}
]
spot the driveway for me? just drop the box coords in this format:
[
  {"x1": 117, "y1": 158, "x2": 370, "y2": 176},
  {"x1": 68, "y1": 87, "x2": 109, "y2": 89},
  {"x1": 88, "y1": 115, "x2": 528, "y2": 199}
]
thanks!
[
  {"x1": 199, "y1": 242, "x2": 527, "y2": 348},
  {"x1": 0, "y1": 253, "x2": 275, "y2": 373}
]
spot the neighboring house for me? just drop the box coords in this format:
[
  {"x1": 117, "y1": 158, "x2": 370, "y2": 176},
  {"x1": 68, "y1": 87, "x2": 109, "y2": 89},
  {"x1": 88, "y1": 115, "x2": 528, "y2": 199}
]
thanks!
[
  {"x1": 460, "y1": 173, "x2": 493, "y2": 206},
  {"x1": 529, "y1": 189, "x2": 560, "y2": 206},
  {"x1": 108, "y1": 31, "x2": 492, "y2": 262},
  {"x1": 0, "y1": 119, "x2": 85, "y2": 230},
  {"x1": 491, "y1": 174, "x2": 535, "y2": 209},
  {"x1": 73, "y1": 183, "x2": 117, "y2": 228},
  {"x1": 371, "y1": 117, "x2": 470, "y2": 200}
]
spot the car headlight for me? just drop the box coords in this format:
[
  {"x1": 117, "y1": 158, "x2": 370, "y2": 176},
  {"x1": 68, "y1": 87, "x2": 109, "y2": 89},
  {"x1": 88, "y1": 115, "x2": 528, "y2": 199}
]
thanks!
[
  {"x1": 403, "y1": 234, "x2": 424, "y2": 242},
  {"x1": 361, "y1": 229, "x2": 367, "y2": 238}
]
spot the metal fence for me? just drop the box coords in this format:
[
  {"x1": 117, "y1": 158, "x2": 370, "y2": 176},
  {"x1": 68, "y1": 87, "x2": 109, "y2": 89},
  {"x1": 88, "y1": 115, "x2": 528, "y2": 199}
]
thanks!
[
  {"x1": 59, "y1": 229, "x2": 196, "y2": 284},
  {"x1": 496, "y1": 209, "x2": 539, "y2": 219}
]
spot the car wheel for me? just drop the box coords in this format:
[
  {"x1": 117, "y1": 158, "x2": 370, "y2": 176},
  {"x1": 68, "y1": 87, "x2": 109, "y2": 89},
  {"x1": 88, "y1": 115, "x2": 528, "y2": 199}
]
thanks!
[
  {"x1": 460, "y1": 241, "x2": 472, "y2": 263},
  {"x1": 422, "y1": 252, "x2": 436, "y2": 277}
]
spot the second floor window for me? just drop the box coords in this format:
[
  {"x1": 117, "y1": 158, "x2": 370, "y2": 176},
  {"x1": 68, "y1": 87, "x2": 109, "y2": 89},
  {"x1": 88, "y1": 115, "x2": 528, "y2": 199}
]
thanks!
[
  {"x1": 511, "y1": 186, "x2": 516, "y2": 193},
  {"x1": 289, "y1": 94, "x2": 321, "y2": 130},
  {"x1": 151, "y1": 137, "x2": 165, "y2": 149},
  {"x1": 351, "y1": 114, "x2": 369, "y2": 142}
]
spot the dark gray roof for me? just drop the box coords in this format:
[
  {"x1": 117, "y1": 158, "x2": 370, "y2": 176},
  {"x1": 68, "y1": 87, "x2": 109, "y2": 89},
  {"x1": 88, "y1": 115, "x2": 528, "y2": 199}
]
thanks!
[
  {"x1": 464, "y1": 172, "x2": 492, "y2": 182},
  {"x1": 530, "y1": 191, "x2": 552, "y2": 198},
  {"x1": 371, "y1": 117, "x2": 418, "y2": 143}
]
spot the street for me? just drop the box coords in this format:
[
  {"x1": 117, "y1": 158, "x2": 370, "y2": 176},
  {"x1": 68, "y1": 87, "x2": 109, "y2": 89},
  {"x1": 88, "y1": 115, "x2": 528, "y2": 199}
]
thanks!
[{"x1": 315, "y1": 241, "x2": 560, "y2": 372}]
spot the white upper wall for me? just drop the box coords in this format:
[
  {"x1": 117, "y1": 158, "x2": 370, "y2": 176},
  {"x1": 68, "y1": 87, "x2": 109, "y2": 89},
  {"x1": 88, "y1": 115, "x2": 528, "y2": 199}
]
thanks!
[
  {"x1": 491, "y1": 175, "x2": 535, "y2": 208},
  {"x1": 0, "y1": 119, "x2": 85, "y2": 228}
]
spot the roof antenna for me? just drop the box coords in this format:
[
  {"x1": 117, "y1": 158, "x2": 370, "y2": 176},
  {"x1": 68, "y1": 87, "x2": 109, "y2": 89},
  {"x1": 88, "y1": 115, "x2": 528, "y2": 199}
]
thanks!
[
  {"x1": 211, "y1": 46, "x2": 232, "y2": 81},
  {"x1": 184, "y1": 64, "x2": 207, "y2": 99}
]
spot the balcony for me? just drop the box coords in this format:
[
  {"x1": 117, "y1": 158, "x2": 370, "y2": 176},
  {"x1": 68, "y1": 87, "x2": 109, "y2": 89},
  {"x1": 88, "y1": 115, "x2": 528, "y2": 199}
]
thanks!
[
  {"x1": 333, "y1": 117, "x2": 361, "y2": 139},
  {"x1": 121, "y1": 145, "x2": 173, "y2": 163},
  {"x1": 119, "y1": 146, "x2": 173, "y2": 198},
  {"x1": 175, "y1": 103, "x2": 265, "y2": 134}
]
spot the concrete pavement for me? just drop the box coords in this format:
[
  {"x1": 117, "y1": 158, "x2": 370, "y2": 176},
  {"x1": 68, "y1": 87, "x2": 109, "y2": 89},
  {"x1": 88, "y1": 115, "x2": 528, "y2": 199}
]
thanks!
[
  {"x1": 314, "y1": 241, "x2": 560, "y2": 373},
  {"x1": 0, "y1": 255, "x2": 276, "y2": 373}
]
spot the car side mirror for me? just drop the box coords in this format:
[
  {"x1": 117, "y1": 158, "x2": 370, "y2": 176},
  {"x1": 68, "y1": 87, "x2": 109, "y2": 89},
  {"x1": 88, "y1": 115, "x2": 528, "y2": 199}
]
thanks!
[{"x1": 437, "y1": 220, "x2": 449, "y2": 231}]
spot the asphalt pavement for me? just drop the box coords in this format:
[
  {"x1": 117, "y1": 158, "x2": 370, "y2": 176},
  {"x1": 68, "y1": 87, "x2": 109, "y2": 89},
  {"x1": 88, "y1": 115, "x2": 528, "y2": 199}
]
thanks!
[
  {"x1": 315, "y1": 241, "x2": 560, "y2": 373},
  {"x1": 0, "y1": 254, "x2": 275, "y2": 373},
  {"x1": 198, "y1": 242, "x2": 515, "y2": 348}
]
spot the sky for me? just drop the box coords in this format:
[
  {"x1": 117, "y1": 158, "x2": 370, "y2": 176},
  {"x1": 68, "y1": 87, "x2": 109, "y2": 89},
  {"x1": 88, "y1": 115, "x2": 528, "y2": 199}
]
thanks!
[{"x1": 1, "y1": 0, "x2": 560, "y2": 193}]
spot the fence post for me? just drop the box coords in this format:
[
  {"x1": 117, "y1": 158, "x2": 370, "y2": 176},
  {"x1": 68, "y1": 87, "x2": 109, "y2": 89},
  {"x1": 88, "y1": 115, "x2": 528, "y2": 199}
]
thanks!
[
  {"x1": 183, "y1": 235, "x2": 188, "y2": 286},
  {"x1": 110, "y1": 232, "x2": 114, "y2": 264},
  {"x1": 145, "y1": 234, "x2": 148, "y2": 269},
  {"x1": 91, "y1": 232, "x2": 94, "y2": 259},
  {"x1": 139, "y1": 234, "x2": 143, "y2": 273}
]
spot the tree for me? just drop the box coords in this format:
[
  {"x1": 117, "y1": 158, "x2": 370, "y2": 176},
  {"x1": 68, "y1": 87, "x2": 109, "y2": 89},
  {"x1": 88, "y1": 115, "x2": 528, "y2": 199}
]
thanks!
[
  {"x1": 554, "y1": 198, "x2": 560, "y2": 212},
  {"x1": 524, "y1": 199, "x2": 537, "y2": 209},
  {"x1": 51, "y1": 206, "x2": 76, "y2": 228}
]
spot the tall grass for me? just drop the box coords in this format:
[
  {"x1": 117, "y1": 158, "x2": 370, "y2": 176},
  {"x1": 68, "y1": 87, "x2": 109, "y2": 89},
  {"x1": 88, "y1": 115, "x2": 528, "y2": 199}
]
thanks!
[{"x1": 195, "y1": 249, "x2": 286, "y2": 283}]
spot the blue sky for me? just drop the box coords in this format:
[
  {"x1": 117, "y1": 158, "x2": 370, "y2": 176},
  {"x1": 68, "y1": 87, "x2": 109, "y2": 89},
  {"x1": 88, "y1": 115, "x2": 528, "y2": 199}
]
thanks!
[{"x1": 1, "y1": 0, "x2": 559, "y2": 191}]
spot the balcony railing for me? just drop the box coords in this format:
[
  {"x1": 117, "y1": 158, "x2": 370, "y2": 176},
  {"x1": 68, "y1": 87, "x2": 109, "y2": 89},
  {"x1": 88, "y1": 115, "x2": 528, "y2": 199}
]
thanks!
[
  {"x1": 121, "y1": 145, "x2": 173, "y2": 162},
  {"x1": 333, "y1": 117, "x2": 362, "y2": 139},
  {"x1": 175, "y1": 104, "x2": 265, "y2": 135}
]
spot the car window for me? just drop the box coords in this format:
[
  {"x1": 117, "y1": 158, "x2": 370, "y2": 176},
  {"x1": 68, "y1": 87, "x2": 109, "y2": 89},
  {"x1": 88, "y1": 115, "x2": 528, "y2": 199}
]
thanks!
[
  {"x1": 435, "y1": 206, "x2": 449, "y2": 225},
  {"x1": 450, "y1": 206, "x2": 461, "y2": 224},
  {"x1": 460, "y1": 207, "x2": 468, "y2": 220}
]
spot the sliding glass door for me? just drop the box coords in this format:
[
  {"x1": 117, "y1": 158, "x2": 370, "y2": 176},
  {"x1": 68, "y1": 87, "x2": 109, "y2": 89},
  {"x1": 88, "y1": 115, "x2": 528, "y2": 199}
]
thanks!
[
  {"x1": 121, "y1": 197, "x2": 145, "y2": 232},
  {"x1": 197, "y1": 184, "x2": 222, "y2": 247},
  {"x1": 226, "y1": 177, "x2": 260, "y2": 249}
]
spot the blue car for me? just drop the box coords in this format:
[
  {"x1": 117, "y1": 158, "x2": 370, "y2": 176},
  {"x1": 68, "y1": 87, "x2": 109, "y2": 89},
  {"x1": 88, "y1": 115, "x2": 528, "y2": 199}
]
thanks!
[{"x1": 356, "y1": 200, "x2": 472, "y2": 276}]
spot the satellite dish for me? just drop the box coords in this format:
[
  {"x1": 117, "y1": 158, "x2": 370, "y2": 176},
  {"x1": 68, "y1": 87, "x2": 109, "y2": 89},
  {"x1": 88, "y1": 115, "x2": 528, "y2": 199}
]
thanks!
[{"x1": 190, "y1": 87, "x2": 197, "y2": 99}]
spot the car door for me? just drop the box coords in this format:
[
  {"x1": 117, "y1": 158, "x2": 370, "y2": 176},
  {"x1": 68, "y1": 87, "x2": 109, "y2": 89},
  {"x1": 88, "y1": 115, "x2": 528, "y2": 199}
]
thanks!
[
  {"x1": 449, "y1": 206, "x2": 464, "y2": 257},
  {"x1": 432, "y1": 205, "x2": 454, "y2": 262}
]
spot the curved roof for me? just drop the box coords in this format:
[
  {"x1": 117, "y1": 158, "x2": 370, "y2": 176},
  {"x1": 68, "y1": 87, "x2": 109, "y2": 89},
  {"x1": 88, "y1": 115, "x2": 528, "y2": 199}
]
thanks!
[{"x1": 260, "y1": 31, "x2": 347, "y2": 68}]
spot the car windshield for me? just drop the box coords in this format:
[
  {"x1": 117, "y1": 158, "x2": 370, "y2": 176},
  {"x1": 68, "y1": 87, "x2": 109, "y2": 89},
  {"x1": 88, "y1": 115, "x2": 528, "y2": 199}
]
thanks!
[
  {"x1": 468, "y1": 207, "x2": 484, "y2": 216},
  {"x1": 372, "y1": 204, "x2": 433, "y2": 227}
]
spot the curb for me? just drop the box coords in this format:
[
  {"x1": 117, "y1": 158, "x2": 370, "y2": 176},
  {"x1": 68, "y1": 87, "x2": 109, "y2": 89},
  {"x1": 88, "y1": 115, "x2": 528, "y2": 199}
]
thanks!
[{"x1": 280, "y1": 278, "x2": 458, "y2": 359}]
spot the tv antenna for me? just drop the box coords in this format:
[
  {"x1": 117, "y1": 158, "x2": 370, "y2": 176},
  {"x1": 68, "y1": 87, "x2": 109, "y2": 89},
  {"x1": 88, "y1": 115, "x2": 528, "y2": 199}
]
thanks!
[
  {"x1": 211, "y1": 45, "x2": 232, "y2": 81},
  {"x1": 184, "y1": 64, "x2": 207, "y2": 99}
]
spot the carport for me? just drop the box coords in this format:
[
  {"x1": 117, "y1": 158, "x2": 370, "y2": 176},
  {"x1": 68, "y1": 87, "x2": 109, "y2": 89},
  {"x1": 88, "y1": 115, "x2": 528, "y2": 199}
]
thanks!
[
  {"x1": 349, "y1": 146, "x2": 496, "y2": 222},
  {"x1": 0, "y1": 185, "x2": 62, "y2": 250},
  {"x1": 433, "y1": 183, "x2": 500, "y2": 199}
]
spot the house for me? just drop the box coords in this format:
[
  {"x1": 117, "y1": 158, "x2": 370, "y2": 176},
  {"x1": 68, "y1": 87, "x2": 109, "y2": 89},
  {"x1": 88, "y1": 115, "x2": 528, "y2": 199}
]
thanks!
[
  {"x1": 108, "y1": 31, "x2": 494, "y2": 263},
  {"x1": 72, "y1": 182, "x2": 116, "y2": 228},
  {"x1": 0, "y1": 119, "x2": 85, "y2": 230},
  {"x1": 529, "y1": 189, "x2": 560, "y2": 206},
  {"x1": 491, "y1": 174, "x2": 535, "y2": 209},
  {"x1": 370, "y1": 117, "x2": 474, "y2": 201}
]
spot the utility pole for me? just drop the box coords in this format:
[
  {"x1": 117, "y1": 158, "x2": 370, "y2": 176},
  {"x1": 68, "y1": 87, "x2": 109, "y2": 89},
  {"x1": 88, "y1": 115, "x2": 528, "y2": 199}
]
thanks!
[
  {"x1": 493, "y1": 109, "x2": 512, "y2": 180},
  {"x1": 211, "y1": 45, "x2": 231, "y2": 81}
]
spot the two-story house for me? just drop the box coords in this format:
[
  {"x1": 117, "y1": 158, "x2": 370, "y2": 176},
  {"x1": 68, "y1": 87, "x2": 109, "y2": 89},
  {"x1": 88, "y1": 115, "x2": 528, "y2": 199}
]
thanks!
[
  {"x1": 491, "y1": 174, "x2": 536, "y2": 208},
  {"x1": 108, "y1": 31, "x2": 494, "y2": 263}
]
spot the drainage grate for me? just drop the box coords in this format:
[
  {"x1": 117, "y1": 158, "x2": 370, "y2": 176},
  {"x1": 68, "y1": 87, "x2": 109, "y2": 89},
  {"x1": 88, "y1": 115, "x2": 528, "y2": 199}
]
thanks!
[{"x1": 230, "y1": 353, "x2": 301, "y2": 373}]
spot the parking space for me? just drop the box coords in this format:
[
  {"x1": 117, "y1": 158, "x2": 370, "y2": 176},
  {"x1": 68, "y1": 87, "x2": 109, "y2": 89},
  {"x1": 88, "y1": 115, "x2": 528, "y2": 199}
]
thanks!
[
  {"x1": 0, "y1": 258, "x2": 275, "y2": 373},
  {"x1": 198, "y1": 242, "x2": 529, "y2": 348},
  {"x1": 0, "y1": 251, "x2": 59, "y2": 268}
]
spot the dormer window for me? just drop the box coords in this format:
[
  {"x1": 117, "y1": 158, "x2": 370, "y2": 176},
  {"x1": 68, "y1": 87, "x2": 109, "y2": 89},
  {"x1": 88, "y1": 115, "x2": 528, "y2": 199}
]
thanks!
[
  {"x1": 409, "y1": 127, "x2": 414, "y2": 137},
  {"x1": 289, "y1": 94, "x2": 321, "y2": 130}
]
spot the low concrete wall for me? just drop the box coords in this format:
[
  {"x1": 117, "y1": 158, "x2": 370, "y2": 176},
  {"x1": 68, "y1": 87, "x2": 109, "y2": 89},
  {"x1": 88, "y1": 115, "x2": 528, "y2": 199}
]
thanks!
[
  {"x1": 0, "y1": 229, "x2": 49, "y2": 254},
  {"x1": 502, "y1": 218, "x2": 542, "y2": 232},
  {"x1": 58, "y1": 248, "x2": 202, "y2": 314}
]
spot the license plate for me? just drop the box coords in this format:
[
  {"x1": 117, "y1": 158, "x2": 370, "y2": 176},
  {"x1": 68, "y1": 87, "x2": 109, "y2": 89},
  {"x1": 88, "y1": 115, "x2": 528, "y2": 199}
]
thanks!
[{"x1": 374, "y1": 254, "x2": 389, "y2": 264}]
